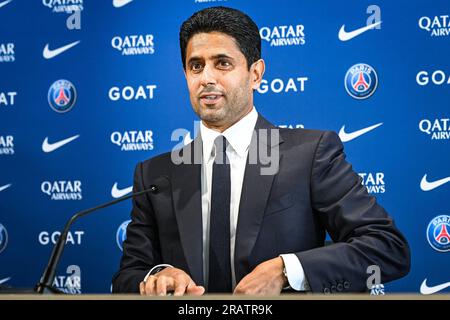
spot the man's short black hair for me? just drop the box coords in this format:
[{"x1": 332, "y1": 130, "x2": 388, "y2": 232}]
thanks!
[{"x1": 179, "y1": 6, "x2": 261, "y2": 70}]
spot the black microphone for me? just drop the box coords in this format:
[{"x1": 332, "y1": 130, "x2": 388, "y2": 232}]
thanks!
[{"x1": 34, "y1": 184, "x2": 160, "y2": 294}]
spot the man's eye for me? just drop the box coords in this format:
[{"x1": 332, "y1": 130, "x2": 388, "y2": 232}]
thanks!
[
  {"x1": 218, "y1": 60, "x2": 231, "y2": 67},
  {"x1": 191, "y1": 63, "x2": 203, "y2": 71}
]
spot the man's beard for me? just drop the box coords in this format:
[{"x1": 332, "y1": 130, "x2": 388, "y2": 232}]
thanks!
[
  {"x1": 195, "y1": 91, "x2": 250, "y2": 126},
  {"x1": 197, "y1": 104, "x2": 229, "y2": 123}
]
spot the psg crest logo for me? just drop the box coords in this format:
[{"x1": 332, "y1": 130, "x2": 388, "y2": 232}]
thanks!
[
  {"x1": 116, "y1": 220, "x2": 131, "y2": 251},
  {"x1": 427, "y1": 215, "x2": 450, "y2": 252},
  {"x1": 48, "y1": 79, "x2": 77, "y2": 113},
  {"x1": 344, "y1": 63, "x2": 378, "y2": 99},
  {"x1": 0, "y1": 223, "x2": 8, "y2": 254}
]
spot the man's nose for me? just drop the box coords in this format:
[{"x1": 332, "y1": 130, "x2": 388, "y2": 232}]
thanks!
[{"x1": 200, "y1": 65, "x2": 217, "y2": 86}]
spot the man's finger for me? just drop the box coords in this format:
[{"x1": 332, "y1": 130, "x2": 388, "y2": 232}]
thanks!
[
  {"x1": 186, "y1": 281, "x2": 205, "y2": 296},
  {"x1": 155, "y1": 275, "x2": 168, "y2": 296},
  {"x1": 187, "y1": 285, "x2": 205, "y2": 296},
  {"x1": 173, "y1": 279, "x2": 189, "y2": 296},
  {"x1": 156, "y1": 276, "x2": 176, "y2": 296},
  {"x1": 145, "y1": 276, "x2": 157, "y2": 295},
  {"x1": 172, "y1": 274, "x2": 191, "y2": 296},
  {"x1": 139, "y1": 281, "x2": 145, "y2": 295}
]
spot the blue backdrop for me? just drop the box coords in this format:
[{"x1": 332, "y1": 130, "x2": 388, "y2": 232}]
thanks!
[{"x1": 1, "y1": 0, "x2": 449, "y2": 294}]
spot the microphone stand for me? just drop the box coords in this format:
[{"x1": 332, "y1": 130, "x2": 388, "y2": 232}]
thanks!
[{"x1": 35, "y1": 186, "x2": 157, "y2": 294}]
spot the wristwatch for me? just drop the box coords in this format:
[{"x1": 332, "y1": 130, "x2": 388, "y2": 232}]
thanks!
[{"x1": 150, "y1": 266, "x2": 167, "y2": 275}]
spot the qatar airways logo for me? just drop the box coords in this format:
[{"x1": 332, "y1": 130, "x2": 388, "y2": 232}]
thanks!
[
  {"x1": 0, "y1": 43, "x2": 14, "y2": 63},
  {"x1": 53, "y1": 265, "x2": 82, "y2": 294},
  {"x1": 41, "y1": 180, "x2": 82, "y2": 200},
  {"x1": 260, "y1": 24, "x2": 306, "y2": 47},
  {"x1": 111, "y1": 34, "x2": 155, "y2": 56},
  {"x1": 110, "y1": 130, "x2": 154, "y2": 151},
  {"x1": 42, "y1": 0, "x2": 83, "y2": 13},
  {"x1": 419, "y1": 118, "x2": 450, "y2": 140},
  {"x1": 278, "y1": 124, "x2": 305, "y2": 129},
  {"x1": 0, "y1": 135, "x2": 14, "y2": 155},
  {"x1": 358, "y1": 172, "x2": 386, "y2": 194},
  {"x1": 257, "y1": 77, "x2": 308, "y2": 94},
  {"x1": 418, "y1": 15, "x2": 450, "y2": 37},
  {"x1": 0, "y1": 91, "x2": 16, "y2": 106}
]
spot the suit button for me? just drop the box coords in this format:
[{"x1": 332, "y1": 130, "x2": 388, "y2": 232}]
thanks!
[
  {"x1": 323, "y1": 287, "x2": 331, "y2": 294},
  {"x1": 331, "y1": 285, "x2": 337, "y2": 293},
  {"x1": 150, "y1": 185, "x2": 159, "y2": 194},
  {"x1": 344, "y1": 281, "x2": 350, "y2": 289},
  {"x1": 337, "y1": 283, "x2": 343, "y2": 292}
]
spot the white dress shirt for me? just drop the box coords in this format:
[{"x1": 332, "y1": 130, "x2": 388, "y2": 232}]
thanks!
[{"x1": 145, "y1": 107, "x2": 308, "y2": 291}]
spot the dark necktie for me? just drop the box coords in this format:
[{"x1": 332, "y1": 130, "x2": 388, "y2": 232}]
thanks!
[{"x1": 208, "y1": 135, "x2": 232, "y2": 293}]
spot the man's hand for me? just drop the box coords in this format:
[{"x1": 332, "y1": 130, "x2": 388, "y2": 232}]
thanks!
[
  {"x1": 139, "y1": 267, "x2": 205, "y2": 296},
  {"x1": 233, "y1": 257, "x2": 288, "y2": 295}
]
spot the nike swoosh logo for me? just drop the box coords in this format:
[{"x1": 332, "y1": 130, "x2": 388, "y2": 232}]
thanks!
[
  {"x1": 0, "y1": 277, "x2": 11, "y2": 285},
  {"x1": 111, "y1": 183, "x2": 132, "y2": 198},
  {"x1": 0, "y1": 0, "x2": 12, "y2": 9},
  {"x1": 113, "y1": 0, "x2": 133, "y2": 8},
  {"x1": 42, "y1": 135, "x2": 80, "y2": 153},
  {"x1": 43, "y1": 41, "x2": 80, "y2": 59},
  {"x1": 420, "y1": 174, "x2": 450, "y2": 191},
  {"x1": 0, "y1": 184, "x2": 11, "y2": 192},
  {"x1": 338, "y1": 123, "x2": 383, "y2": 142},
  {"x1": 338, "y1": 21, "x2": 382, "y2": 41},
  {"x1": 420, "y1": 279, "x2": 450, "y2": 295}
]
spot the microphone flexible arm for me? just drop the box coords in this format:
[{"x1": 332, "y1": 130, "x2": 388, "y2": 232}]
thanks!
[{"x1": 35, "y1": 186, "x2": 157, "y2": 294}]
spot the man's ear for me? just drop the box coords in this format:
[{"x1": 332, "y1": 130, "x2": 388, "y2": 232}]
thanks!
[{"x1": 250, "y1": 59, "x2": 265, "y2": 90}]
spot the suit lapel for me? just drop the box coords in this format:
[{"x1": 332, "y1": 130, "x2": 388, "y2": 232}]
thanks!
[
  {"x1": 170, "y1": 115, "x2": 284, "y2": 285},
  {"x1": 171, "y1": 136, "x2": 204, "y2": 285},
  {"x1": 234, "y1": 115, "x2": 284, "y2": 283}
]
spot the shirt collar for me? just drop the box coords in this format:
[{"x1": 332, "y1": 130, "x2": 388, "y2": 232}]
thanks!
[{"x1": 200, "y1": 107, "x2": 258, "y2": 162}]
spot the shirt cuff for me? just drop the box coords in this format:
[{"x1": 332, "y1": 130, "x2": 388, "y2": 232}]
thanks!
[
  {"x1": 143, "y1": 264, "x2": 174, "y2": 282},
  {"x1": 280, "y1": 254, "x2": 310, "y2": 291}
]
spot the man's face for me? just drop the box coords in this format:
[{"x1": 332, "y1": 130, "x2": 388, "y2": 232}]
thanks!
[{"x1": 184, "y1": 32, "x2": 264, "y2": 131}]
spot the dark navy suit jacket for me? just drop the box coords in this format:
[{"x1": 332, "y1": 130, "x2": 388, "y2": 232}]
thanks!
[{"x1": 112, "y1": 115, "x2": 410, "y2": 293}]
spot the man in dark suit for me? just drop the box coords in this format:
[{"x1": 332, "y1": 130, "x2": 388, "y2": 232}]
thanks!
[{"x1": 112, "y1": 6, "x2": 410, "y2": 296}]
